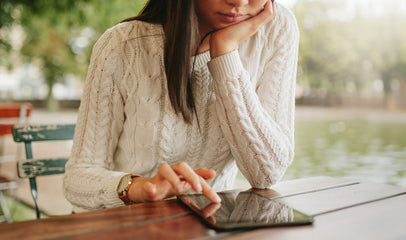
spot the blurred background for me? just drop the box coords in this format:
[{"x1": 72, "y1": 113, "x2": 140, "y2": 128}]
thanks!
[{"x1": 0, "y1": 0, "x2": 405, "y2": 221}]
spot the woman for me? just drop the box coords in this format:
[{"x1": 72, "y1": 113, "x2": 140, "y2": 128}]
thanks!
[{"x1": 63, "y1": 0, "x2": 299, "y2": 211}]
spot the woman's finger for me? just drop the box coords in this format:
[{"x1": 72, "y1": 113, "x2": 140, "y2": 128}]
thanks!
[
  {"x1": 157, "y1": 163, "x2": 184, "y2": 193},
  {"x1": 200, "y1": 177, "x2": 221, "y2": 203},
  {"x1": 172, "y1": 162, "x2": 203, "y2": 193},
  {"x1": 147, "y1": 163, "x2": 220, "y2": 203},
  {"x1": 194, "y1": 168, "x2": 216, "y2": 180},
  {"x1": 209, "y1": 0, "x2": 277, "y2": 58},
  {"x1": 201, "y1": 202, "x2": 221, "y2": 218},
  {"x1": 244, "y1": 0, "x2": 276, "y2": 32},
  {"x1": 171, "y1": 163, "x2": 220, "y2": 202}
]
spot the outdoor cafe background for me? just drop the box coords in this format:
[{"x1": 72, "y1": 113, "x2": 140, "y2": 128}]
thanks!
[{"x1": 0, "y1": 0, "x2": 405, "y2": 221}]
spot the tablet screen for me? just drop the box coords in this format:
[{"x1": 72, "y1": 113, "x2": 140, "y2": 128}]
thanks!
[{"x1": 177, "y1": 191, "x2": 313, "y2": 230}]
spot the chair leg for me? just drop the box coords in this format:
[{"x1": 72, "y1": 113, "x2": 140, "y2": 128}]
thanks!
[
  {"x1": 29, "y1": 177, "x2": 40, "y2": 219},
  {"x1": 0, "y1": 191, "x2": 12, "y2": 222}
]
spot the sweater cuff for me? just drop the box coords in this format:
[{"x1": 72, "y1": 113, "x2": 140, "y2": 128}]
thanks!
[
  {"x1": 207, "y1": 50, "x2": 244, "y2": 82},
  {"x1": 105, "y1": 174, "x2": 128, "y2": 207}
]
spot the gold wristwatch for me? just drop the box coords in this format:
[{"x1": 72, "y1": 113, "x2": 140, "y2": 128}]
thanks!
[{"x1": 117, "y1": 174, "x2": 140, "y2": 205}]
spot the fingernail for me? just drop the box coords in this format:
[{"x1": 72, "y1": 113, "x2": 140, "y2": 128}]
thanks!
[
  {"x1": 177, "y1": 184, "x2": 183, "y2": 193},
  {"x1": 195, "y1": 184, "x2": 202, "y2": 193},
  {"x1": 215, "y1": 194, "x2": 221, "y2": 203}
]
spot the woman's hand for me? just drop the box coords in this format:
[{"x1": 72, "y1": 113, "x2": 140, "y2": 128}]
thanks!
[
  {"x1": 127, "y1": 162, "x2": 221, "y2": 203},
  {"x1": 209, "y1": 0, "x2": 277, "y2": 58}
]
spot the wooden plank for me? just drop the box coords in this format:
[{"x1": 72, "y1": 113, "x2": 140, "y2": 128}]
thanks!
[
  {"x1": 62, "y1": 215, "x2": 223, "y2": 240},
  {"x1": 0, "y1": 199, "x2": 190, "y2": 240},
  {"x1": 0, "y1": 124, "x2": 14, "y2": 136},
  {"x1": 17, "y1": 158, "x2": 68, "y2": 178},
  {"x1": 220, "y1": 194, "x2": 406, "y2": 240},
  {"x1": 12, "y1": 124, "x2": 75, "y2": 142},
  {"x1": 0, "y1": 103, "x2": 31, "y2": 119},
  {"x1": 0, "y1": 103, "x2": 31, "y2": 136},
  {"x1": 254, "y1": 176, "x2": 358, "y2": 199},
  {"x1": 280, "y1": 183, "x2": 406, "y2": 216}
]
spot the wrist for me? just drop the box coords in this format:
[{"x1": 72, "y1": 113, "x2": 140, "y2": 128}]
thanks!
[
  {"x1": 210, "y1": 43, "x2": 237, "y2": 59},
  {"x1": 117, "y1": 174, "x2": 141, "y2": 205},
  {"x1": 127, "y1": 176, "x2": 154, "y2": 203},
  {"x1": 209, "y1": 33, "x2": 237, "y2": 59}
]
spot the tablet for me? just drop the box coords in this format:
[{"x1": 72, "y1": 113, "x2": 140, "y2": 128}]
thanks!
[{"x1": 177, "y1": 190, "x2": 313, "y2": 230}]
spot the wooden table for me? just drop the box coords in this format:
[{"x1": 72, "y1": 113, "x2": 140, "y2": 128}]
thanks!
[{"x1": 0, "y1": 176, "x2": 405, "y2": 240}]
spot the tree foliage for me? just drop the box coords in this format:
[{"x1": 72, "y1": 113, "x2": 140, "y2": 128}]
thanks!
[
  {"x1": 1, "y1": 0, "x2": 405, "y2": 108},
  {"x1": 0, "y1": 0, "x2": 147, "y2": 109},
  {"x1": 294, "y1": 0, "x2": 406, "y2": 106}
]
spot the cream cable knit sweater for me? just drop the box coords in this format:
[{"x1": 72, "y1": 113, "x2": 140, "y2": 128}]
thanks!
[{"x1": 63, "y1": 4, "x2": 299, "y2": 211}]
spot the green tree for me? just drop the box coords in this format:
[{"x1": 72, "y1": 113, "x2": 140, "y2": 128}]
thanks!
[
  {"x1": 293, "y1": 0, "x2": 406, "y2": 107},
  {"x1": 0, "y1": 0, "x2": 147, "y2": 109},
  {"x1": 361, "y1": 11, "x2": 406, "y2": 106}
]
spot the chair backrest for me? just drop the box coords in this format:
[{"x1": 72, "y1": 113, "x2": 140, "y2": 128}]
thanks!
[
  {"x1": 12, "y1": 123, "x2": 75, "y2": 219},
  {"x1": 0, "y1": 103, "x2": 32, "y2": 136}
]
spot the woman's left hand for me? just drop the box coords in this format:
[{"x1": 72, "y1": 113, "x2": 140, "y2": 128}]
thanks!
[{"x1": 209, "y1": 0, "x2": 276, "y2": 58}]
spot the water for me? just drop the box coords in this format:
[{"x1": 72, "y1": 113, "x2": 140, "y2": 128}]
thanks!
[
  {"x1": 28, "y1": 108, "x2": 406, "y2": 188},
  {"x1": 282, "y1": 110, "x2": 406, "y2": 187}
]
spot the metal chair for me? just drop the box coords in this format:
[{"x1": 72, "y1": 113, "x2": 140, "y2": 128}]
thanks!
[
  {"x1": 0, "y1": 103, "x2": 31, "y2": 222},
  {"x1": 12, "y1": 123, "x2": 75, "y2": 219}
]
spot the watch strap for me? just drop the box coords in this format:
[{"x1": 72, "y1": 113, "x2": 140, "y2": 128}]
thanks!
[{"x1": 118, "y1": 174, "x2": 140, "y2": 205}]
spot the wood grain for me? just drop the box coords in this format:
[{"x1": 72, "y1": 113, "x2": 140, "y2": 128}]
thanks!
[
  {"x1": 63, "y1": 215, "x2": 222, "y2": 240},
  {"x1": 0, "y1": 199, "x2": 189, "y2": 240}
]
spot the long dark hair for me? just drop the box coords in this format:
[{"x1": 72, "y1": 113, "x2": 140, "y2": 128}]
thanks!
[{"x1": 122, "y1": 0, "x2": 199, "y2": 123}]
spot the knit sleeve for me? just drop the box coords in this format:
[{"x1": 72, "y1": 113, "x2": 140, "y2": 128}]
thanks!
[
  {"x1": 207, "y1": 10, "x2": 299, "y2": 188},
  {"x1": 63, "y1": 27, "x2": 128, "y2": 210}
]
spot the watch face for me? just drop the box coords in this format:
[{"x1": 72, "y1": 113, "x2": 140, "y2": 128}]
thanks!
[{"x1": 118, "y1": 175, "x2": 130, "y2": 193}]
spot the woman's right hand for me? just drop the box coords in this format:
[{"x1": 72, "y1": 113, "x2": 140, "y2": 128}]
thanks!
[
  {"x1": 209, "y1": 0, "x2": 277, "y2": 59},
  {"x1": 127, "y1": 162, "x2": 221, "y2": 203}
]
